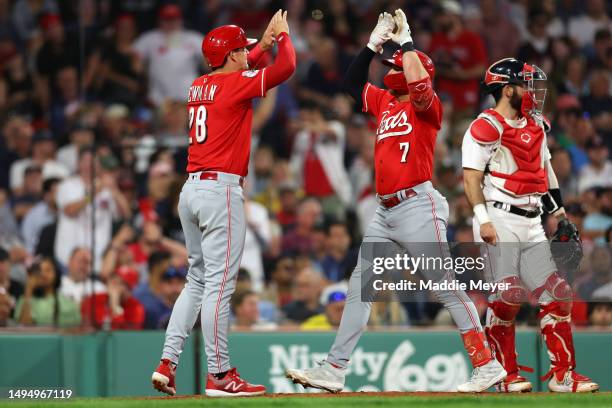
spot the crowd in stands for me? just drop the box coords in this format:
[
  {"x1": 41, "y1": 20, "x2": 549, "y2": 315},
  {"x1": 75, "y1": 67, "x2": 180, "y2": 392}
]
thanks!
[{"x1": 1, "y1": 0, "x2": 612, "y2": 330}]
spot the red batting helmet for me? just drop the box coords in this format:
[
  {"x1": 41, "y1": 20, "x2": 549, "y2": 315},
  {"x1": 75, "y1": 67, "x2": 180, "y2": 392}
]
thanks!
[
  {"x1": 202, "y1": 25, "x2": 257, "y2": 68},
  {"x1": 382, "y1": 50, "x2": 435, "y2": 93}
]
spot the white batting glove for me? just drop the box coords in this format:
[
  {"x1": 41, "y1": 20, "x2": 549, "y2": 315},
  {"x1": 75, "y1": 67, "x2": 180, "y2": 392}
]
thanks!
[
  {"x1": 391, "y1": 9, "x2": 413, "y2": 46},
  {"x1": 367, "y1": 12, "x2": 395, "y2": 53}
]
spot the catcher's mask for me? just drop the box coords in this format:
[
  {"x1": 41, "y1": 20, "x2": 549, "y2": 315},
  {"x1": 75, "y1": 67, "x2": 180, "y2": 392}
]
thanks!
[{"x1": 482, "y1": 57, "x2": 547, "y2": 118}]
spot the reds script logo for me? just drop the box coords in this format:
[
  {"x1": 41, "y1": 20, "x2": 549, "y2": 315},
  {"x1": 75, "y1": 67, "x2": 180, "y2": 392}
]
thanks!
[{"x1": 377, "y1": 110, "x2": 413, "y2": 141}]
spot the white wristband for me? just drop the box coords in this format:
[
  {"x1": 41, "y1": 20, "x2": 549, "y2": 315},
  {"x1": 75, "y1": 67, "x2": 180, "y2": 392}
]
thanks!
[{"x1": 473, "y1": 203, "x2": 491, "y2": 224}]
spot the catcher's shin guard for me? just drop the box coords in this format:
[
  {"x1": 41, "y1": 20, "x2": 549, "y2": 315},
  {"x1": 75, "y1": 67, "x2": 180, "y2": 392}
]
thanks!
[
  {"x1": 486, "y1": 301, "x2": 533, "y2": 392},
  {"x1": 539, "y1": 301, "x2": 598, "y2": 392},
  {"x1": 539, "y1": 301, "x2": 575, "y2": 380},
  {"x1": 461, "y1": 329, "x2": 493, "y2": 368}
]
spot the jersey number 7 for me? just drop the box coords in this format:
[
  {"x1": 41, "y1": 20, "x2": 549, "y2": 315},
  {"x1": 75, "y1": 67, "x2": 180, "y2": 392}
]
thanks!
[
  {"x1": 188, "y1": 106, "x2": 208, "y2": 144},
  {"x1": 400, "y1": 142, "x2": 410, "y2": 163}
]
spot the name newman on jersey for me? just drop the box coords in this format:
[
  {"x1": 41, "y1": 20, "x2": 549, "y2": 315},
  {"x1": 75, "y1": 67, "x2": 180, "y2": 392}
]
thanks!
[
  {"x1": 377, "y1": 110, "x2": 413, "y2": 141},
  {"x1": 188, "y1": 84, "x2": 218, "y2": 103}
]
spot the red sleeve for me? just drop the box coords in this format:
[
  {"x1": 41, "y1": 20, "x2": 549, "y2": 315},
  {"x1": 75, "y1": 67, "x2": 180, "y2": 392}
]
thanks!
[
  {"x1": 414, "y1": 92, "x2": 442, "y2": 129},
  {"x1": 362, "y1": 82, "x2": 387, "y2": 116},
  {"x1": 262, "y1": 32, "x2": 296, "y2": 90},
  {"x1": 231, "y1": 32, "x2": 295, "y2": 103},
  {"x1": 247, "y1": 44, "x2": 272, "y2": 69}
]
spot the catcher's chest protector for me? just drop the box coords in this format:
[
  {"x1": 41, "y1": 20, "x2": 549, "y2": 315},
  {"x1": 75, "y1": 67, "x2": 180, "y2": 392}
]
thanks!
[{"x1": 483, "y1": 109, "x2": 548, "y2": 197}]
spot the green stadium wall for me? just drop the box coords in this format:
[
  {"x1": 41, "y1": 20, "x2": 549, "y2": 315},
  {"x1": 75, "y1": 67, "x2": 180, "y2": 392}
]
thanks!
[{"x1": 0, "y1": 330, "x2": 610, "y2": 396}]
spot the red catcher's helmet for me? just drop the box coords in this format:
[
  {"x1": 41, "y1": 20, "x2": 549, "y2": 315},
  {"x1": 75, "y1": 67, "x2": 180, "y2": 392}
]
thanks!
[
  {"x1": 381, "y1": 50, "x2": 435, "y2": 93},
  {"x1": 202, "y1": 25, "x2": 257, "y2": 68}
]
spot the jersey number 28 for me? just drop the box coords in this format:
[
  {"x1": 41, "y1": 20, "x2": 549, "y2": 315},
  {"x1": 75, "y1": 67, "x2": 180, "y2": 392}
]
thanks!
[{"x1": 188, "y1": 106, "x2": 207, "y2": 144}]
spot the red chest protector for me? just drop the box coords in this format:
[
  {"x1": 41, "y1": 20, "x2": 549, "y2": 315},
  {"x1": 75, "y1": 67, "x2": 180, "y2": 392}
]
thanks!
[{"x1": 473, "y1": 109, "x2": 548, "y2": 197}]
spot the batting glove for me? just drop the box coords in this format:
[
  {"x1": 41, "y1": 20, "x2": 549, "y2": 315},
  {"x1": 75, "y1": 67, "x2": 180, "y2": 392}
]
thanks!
[
  {"x1": 391, "y1": 9, "x2": 413, "y2": 46},
  {"x1": 367, "y1": 12, "x2": 395, "y2": 53}
]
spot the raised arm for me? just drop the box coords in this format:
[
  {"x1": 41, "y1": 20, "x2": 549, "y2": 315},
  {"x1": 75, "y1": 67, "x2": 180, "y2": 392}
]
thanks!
[
  {"x1": 343, "y1": 13, "x2": 395, "y2": 103},
  {"x1": 262, "y1": 10, "x2": 296, "y2": 90},
  {"x1": 247, "y1": 13, "x2": 277, "y2": 69},
  {"x1": 391, "y1": 9, "x2": 433, "y2": 111}
]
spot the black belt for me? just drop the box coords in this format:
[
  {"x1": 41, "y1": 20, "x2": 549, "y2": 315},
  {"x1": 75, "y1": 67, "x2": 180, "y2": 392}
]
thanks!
[{"x1": 493, "y1": 202, "x2": 540, "y2": 218}]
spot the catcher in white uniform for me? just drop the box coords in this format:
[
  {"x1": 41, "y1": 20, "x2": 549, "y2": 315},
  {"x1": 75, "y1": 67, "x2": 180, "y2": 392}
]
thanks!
[{"x1": 462, "y1": 57, "x2": 599, "y2": 393}]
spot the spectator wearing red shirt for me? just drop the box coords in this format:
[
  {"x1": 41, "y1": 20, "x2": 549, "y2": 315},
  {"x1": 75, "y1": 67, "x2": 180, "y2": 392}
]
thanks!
[
  {"x1": 428, "y1": 1, "x2": 488, "y2": 118},
  {"x1": 81, "y1": 266, "x2": 145, "y2": 330}
]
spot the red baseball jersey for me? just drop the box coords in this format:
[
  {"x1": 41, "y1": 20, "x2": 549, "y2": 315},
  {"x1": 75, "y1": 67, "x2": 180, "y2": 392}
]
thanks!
[
  {"x1": 186, "y1": 33, "x2": 296, "y2": 176},
  {"x1": 362, "y1": 82, "x2": 443, "y2": 195}
]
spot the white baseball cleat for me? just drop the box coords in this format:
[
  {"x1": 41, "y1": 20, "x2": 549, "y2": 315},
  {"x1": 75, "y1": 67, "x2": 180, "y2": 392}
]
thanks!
[
  {"x1": 495, "y1": 373, "x2": 533, "y2": 393},
  {"x1": 285, "y1": 360, "x2": 345, "y2": 393},
  {"x1": 457, "y1": 358, "x2": 507, "y2": 393},
  {"x1": 547, "y1": 370, "x2": 599, "y2": 393}
]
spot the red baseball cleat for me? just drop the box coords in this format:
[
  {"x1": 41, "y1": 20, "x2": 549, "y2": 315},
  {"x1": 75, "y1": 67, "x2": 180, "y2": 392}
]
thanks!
[
  {"x1": 205, "y1": 368, "x2": 266, "y2": 397},
  {"x1": 151, "y1": 359, "x2": 177, "y2": 396}
]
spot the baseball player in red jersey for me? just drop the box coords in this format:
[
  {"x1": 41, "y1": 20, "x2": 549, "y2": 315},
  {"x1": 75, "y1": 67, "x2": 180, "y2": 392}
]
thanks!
[
  {"x1": 462, "y1": 58, "x2": 599, "y2": 392},
  {"x1": 151, "y1": 10, "x2": 295, "y2": 397},
  {"x1": 286, "y1": 10, "x2": 506, "y2": 393}
]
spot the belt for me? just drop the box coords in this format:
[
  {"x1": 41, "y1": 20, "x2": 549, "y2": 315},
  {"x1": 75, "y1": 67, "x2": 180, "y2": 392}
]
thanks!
[
  {"x1": 378, "y1": 188, "x2": 417, "y2": 209},
  {"x1": 493, "y1": 201, "x2": 540, "y2": 218},
  {"x1": 190, "y1": 171, "x2": 244, "y2": 187}
]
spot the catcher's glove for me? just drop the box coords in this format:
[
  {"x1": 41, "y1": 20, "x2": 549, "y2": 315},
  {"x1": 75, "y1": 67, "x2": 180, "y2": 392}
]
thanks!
[{"x1": 550, "y1": 218, "x2": 583, "y2": 273}]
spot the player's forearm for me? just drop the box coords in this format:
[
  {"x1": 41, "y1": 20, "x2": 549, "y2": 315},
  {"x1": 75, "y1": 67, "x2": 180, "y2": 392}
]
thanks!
[
  {"x1": 544, "y1": 160, "x2": 566, "y2": 219},
  {"x1": 401, "y1": 51, "x2": 429, "y2": 84},
  {"x1": 463, "y1": 168, "x2": 490, "y2": 224},
  {"x1": 247, "y1": 44, "x2": 267, "y2": 69},
  {"x1": 342, "y1": 46, "x2": 375, "y2": 102},
  {"x1": 264, "y1": 32, "x2": 296, "y2": 90}
]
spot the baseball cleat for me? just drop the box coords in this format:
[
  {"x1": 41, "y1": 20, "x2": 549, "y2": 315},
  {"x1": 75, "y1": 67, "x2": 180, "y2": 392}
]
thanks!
[
  {"x1": 152, "y1": 359, "x2": 177, "y2": 396},
  {"x1": 285, "y1": 360, "x2": 345, "y2": 393},
  {"x1": 457, "y1": 358, "x2": 507, "y2": 393},
  {"x1": 205, "y1": 367, "x2": 266, "y2": 397},
  {"x1": 496, "y1": 373, "x2": 532, "y2": 393},
  {"x1": 547, "y1": 370, "x2": 599, "y2": 393}
]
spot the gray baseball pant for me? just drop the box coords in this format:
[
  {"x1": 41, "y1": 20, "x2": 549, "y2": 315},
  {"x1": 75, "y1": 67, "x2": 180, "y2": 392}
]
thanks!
[
  {"x1": 161, "y1": 172, "x2": 246, "y2": 374},
  {"x1": 327, "y1": 181, "x2": 482, "y2": 368}
]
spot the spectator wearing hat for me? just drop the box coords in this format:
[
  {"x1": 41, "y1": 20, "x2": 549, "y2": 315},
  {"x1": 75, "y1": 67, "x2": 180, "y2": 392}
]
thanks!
[
  {"x1": 9, "y1": 129, "x2": 68, "y2": 194},
  {"x1": 11, "y1": 0, "x2": 58, "y2": 44},
  {"x1": 21, "y1": 177, "x2": 60, "y2": 253},
  {"x1": 578, "y1": 136, "x2": 612, "y2": 193},
  {"x1": 301, "y1": 282, "x2": 347, "y2": 330},
  {"x1": 133, "y1": 4, "x2": 203, "y2": 106},
  {"x1": 54, "y1": 147, "x2": 131, "y2": 269},
  {"x1": 81, "y1": 265, "x2": 145, "y2": 330},
  {"x1": 583, "y1": 187, "x2": 612, "y2": 241},
  {"x1": 428, "y1": 0, "x2": 488, "y2": 117},
  {"x1": 135, "y1": 255, "x2": 186, "y2": 330}
]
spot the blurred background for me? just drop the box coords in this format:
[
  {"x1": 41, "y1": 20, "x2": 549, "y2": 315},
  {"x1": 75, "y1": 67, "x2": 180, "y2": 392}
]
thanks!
[{"x1": 0, "y1": 0, "x2": 611, "y2": 396}]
